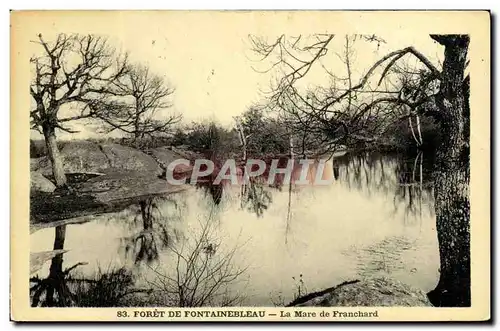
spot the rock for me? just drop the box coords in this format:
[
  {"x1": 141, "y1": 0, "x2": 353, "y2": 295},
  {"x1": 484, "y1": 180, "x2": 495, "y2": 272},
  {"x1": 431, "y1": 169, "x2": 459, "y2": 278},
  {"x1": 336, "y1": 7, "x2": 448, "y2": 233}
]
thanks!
[
  {"x1": 36, "y1": 141, "x2": 163, "y2": 176},
  {"x1": 75, "y1": 170, "x2": 189, "y2": 203},
  {"x1": 60, "y1": 140, "x2": 114, "y2": 174},
  {"x1": 37, "y1": 140, "x2": 110, "y2": 176},
  {"x1": 147, "y1": 147, "x2": 194, "y2": 181},
  {"x1": 31, "y1": 171, "x2": 56, "y2": 193},
  {"x1": 289, "y1": 277, "x2": 432, "y2": 307},
  {"x1": 170, "y1": 145, "x2": 203, "y2": 160},
  {"x1": 147, "y1": 146, "x2": 188, "y2": 169},
  {"x1": 30, "y1": 171, "x2": 191, "y2": 224},
  {"x1": 61, "y1": 140, "x2": 111, "y2": 173},
  {"x1": 30, "y1": 167, "x2": 192, "y2": 224},
  {"x1": 99, "y1": 143, "x2": 162, "y2": 175},
  {"x1": 30, "y1": 157, "x2": 44, "y2": 171}
]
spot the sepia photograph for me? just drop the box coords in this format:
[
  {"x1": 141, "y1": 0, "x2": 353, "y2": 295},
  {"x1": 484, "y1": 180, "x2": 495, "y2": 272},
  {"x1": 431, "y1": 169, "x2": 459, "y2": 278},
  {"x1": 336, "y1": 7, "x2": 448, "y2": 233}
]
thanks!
[{"x1": 10, "y1": 10, "x2": 490, "y2": 322}]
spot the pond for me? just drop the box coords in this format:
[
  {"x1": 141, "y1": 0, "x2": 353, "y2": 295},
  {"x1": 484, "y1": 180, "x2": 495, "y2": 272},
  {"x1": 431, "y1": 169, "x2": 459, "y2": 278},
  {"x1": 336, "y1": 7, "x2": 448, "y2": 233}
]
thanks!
[{"x1": 30, "y1": 151, "x2": 439, "y2": 307}]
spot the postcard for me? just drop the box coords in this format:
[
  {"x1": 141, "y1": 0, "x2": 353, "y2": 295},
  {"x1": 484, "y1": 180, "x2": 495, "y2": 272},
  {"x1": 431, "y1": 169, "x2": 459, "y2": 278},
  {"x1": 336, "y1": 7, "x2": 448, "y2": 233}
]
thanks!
[{"x1": 11, "y1": 10, "x2": 490, "y2": 322}]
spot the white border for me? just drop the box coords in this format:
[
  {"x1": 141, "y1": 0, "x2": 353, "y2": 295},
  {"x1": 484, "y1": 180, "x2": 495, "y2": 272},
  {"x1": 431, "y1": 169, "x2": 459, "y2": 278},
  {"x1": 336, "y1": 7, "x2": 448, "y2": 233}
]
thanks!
[{"x1": 4, "y1": 2, "x2": 498, "y2": 330}]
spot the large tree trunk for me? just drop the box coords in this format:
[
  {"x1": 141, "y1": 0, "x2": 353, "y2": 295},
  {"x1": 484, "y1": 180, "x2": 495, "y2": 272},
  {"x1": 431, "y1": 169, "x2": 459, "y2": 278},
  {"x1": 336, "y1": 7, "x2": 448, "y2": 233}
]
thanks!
[
  {"x1": 427, "y1": 35, "x2": 470, "y2": 307},
  {"x1": 42, "y1": 124, "x2": 67, "y2": 187}
]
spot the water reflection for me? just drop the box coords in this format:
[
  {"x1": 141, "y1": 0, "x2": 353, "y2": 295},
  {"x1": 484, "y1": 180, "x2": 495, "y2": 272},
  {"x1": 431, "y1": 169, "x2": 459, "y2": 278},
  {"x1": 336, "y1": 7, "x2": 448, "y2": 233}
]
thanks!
[
  {"x1": 121, "y1": 197, "x2": 183, "y2": 264},
  {"x1": 30, "y1": 223, "x2": 150, "y2": 307},
  {"x1": 30, "y1": 151, "x2": 439, "y2": 307},
  {"x1": 334, "y1": 151, "x2": 434, "y2": 223},
  {"x1": 198, "y1": 152, "x2": 433, "y2": 222},
  {"x1": 30, "y1": 225, "x2": 73, "y2": 307},
  {"x1": 240, "y1": 180, "x2": 273, "y2": 218}
]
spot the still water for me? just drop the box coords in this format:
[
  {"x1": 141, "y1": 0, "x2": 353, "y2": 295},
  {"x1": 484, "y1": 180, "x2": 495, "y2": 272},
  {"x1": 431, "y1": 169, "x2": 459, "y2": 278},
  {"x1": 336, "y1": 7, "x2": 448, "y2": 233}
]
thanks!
[{"x1": 30, "y1": 151, "x2": 439, "y2": 306}]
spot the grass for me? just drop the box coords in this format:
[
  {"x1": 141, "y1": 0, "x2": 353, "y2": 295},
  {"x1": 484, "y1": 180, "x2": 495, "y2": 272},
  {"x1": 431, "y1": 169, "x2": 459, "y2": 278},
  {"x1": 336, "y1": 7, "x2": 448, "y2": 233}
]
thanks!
[{"x1": 69, "y1": 267, "x2": 151, "y2": 307}]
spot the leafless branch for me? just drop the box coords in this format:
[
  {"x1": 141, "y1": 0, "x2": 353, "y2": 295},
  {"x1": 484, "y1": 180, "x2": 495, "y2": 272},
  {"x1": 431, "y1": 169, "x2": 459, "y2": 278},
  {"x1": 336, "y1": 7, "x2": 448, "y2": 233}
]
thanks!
[
  {"x1": 96, "y1": 63, "x2": 181, "y2": 142},
  {"x1": 146, "y1": 217, "x2": 248, "y2": 307},
  {"x1": 249, "y1": 33, "x2": 443, "y2": 150},
  {"x1": 30, "y1": 33, "x2": 129, "y2": 134}
]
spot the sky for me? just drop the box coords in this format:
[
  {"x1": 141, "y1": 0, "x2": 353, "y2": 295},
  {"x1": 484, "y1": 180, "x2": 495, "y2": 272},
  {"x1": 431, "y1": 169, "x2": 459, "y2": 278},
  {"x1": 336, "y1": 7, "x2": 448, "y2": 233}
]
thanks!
[{"x1": 21, "y1": 11, "x2": 451, "y2": 140}]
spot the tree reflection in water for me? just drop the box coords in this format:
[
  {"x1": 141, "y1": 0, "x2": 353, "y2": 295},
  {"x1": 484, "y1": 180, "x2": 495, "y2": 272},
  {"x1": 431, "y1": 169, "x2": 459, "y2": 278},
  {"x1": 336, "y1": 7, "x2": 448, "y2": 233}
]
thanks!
[
  {"x1": 30, "y1": 151, "x2": 437, "y2": 307},
  {"x1": 121, "y1": 197, "x2": 184, "y2": 264},
  {"x1": 240, "y1": 179, "x2": 273, "y2": 218},
  {"x1": 30, "y1": 225, "x2": 143, "y2": 307},
  {"x1": 30, "y1": 225, "x2": 75, "y2": 307},
  {"x1": 196, "y1": 151, "x2": 433, "y2": 224},
  {"x1": 333, "y1": 151, "x2": 435, "y2": 224}
]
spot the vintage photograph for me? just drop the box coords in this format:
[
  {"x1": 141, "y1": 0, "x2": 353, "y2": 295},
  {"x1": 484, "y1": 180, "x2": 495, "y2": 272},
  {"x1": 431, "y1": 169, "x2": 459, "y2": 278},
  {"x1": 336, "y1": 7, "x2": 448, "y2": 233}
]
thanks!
[{"x1": 11, "y1": 10, "x2": 490, "y2": 321}]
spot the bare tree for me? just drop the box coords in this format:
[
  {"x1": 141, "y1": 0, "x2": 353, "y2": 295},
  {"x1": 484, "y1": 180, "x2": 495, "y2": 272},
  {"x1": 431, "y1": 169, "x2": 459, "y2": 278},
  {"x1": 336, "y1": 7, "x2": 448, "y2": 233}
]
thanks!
[
  {"x1": 250, "y1": 33, "x2": 471, "y2": 307},
  {"x1": 30, "y1": 33, "x2": 129, "y2": 187},
  {"x1": 250, "y1": 34, "x2": 395, "y2": 156},
  {"x1": 97, "y1": 64, "x2": 181, "y2": 146},
  {"x1": 249, "y1": 34, "x2": 438, "y2": 150},
  {"x1": 147, "y1": 218, "x2": 247, "y2": 307}
]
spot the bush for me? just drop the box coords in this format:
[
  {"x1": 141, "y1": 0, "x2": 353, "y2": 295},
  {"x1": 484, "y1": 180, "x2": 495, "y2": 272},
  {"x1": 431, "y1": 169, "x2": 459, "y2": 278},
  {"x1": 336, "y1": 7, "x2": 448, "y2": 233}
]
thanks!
[
  {"x1": 184, "y1": 121, "x2": 240, "y2": 159},
  {"x1": 146, "y1": 218, "x2": 248, "y2": 307},
  {"x1": 70, "y1": 267, "x2": 146, "y2": 307},
  {"x1": 30, "y1": 262, "x2": 146, "y2": 307}
]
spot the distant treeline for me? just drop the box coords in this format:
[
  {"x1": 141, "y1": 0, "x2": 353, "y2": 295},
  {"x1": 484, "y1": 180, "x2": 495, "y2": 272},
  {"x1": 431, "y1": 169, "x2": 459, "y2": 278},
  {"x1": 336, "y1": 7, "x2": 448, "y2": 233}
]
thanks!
[{"x1": 31, "y1": 110, "x2": 441, "y2": 160}]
